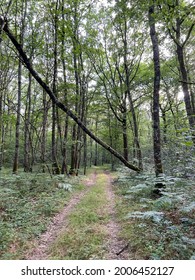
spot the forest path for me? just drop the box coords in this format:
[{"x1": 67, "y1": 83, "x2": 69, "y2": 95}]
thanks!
[
  {"x1": 25, "y1": 170, "x2": 129, "y2": 260},
  {"x1": 25, "y1": 172, "x2": 97, "y2": 260}
]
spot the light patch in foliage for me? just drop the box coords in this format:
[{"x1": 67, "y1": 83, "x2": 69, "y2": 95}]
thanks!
[
  {"x1": 126, "y1": 183, "x2": 152, "y2": 194},
  {"x1": 58, "y1": 183, "x2": 73, "y2": 192},
  {"x1": 153, "y1": 196, "x2": 173, "y2": 210},
  {"x1": 126, "y1": 211, "x2": 164, "y2": 223},
  {"x1": 180, "y1": 202, "x2": 195, "y2": 213}
]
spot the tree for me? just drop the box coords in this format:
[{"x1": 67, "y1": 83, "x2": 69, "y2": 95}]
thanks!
[
  {"x1": 148, "y1": 3, "x2": 163, "y2": 176},
  {"x1": 13, "y1": 0, "x2": 28, "y2": 174},
  {"x1": 160, "y1": 0, "x2": 195, "y2": 142},
  {"x1": 0, "y1": 16, "x2": 140, "y2": 172}
]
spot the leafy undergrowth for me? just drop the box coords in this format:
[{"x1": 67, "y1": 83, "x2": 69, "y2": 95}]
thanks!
[
  {"x1": 0, "y1": 169, "x2": 85, "y2": 259},
  {"x1": 49, "y1": 173, "x2": 110, "y2": 260},
  {"x1": 114, "y1": 168, "x2": 195, "y2": 260}
]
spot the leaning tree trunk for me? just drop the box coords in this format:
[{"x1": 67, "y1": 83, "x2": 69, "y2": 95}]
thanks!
[{"x1": 1, "y1": 19, "x2": 140, "y2": 172}]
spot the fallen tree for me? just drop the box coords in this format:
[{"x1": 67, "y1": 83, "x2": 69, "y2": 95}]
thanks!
[{"x1": 0, "y1": 17, "x2": 140, "y2": 172}]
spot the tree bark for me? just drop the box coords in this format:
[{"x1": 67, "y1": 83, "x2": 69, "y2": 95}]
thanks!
[
  {"x1": 149, "y1": 5, "x2": 163, "y2": 176},
  {"x1": 60, "y1": 0, "x2": 69, "y2": 175},
  {"x1": 177, "y1": 44, "x2": 195, "y2": 133},
  {"x1": 24, "y1": 72, "x2": 32, "y2": 172},
  {"x1": 0, "y1": 89, "x2": 3, "y2": 170},
  {"x1": 123, "y1": 17, "x2": 143, "y2": 169},
  {"x1": 12, "y1": 0, "x2": 27, "y2": 174},
  {"x1": 1, "y1": 19, "x2": 140, "y2": 172},
  {"x1": 51, "y1": 2, "x2": 60, "y2": 175}
]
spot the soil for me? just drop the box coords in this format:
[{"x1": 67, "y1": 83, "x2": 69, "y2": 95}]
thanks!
[
  {"x1": 25, "y1": 171, "x2": 130, "y2": 260},
  {"x1": 104, "y1": 171, "x2": 130, "y2": 260},
  {"x1": 25, "y1": 172, "x2": 97, "y2": 260}
]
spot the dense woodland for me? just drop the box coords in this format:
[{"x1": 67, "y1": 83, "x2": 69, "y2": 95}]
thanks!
[
  {"x1": 0, "y1": 0, "x2": 195, "y2": 260},
  {"x1": 0, "y1": 0, "x2": 195, "y2": 178}
]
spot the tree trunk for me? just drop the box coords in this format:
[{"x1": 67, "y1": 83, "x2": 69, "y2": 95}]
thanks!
[
  {"x1": 51, "y1": 3, "x2": 60, "y2": 175},
  {"x1": 2, "y1": 20, "x2": 140, "y2": 172},
  {"x1": 177, "y1": 44, "x2": 195, "y2": 134},
  {"x1": 13, "y1": 59, "x2": 22, "y2": 174},
  {"x1": 60, "y1": 0, "x2": 69, "y2": 175},
  {"x1": 94, "y1": 118, "x2": 98, "y2": 166},
  {"x1": 123, "y1": 18, "x2": 143, "y2": 169},
  {"x1": 41, "y1": 89, "x2": 48, "y2": 173},
  {"x1": 0, "y1": 90, "x2": 3, "y2": 170},
  {"x1": 13, "y1": 0, "x2": 27, "y2": 174},
  {"x1": 122, "y1": 112, "x2": 128, "y2": 161},
  {"x1": 69, "y1": 5, "x2": 81, "y2": 175},
  {"x1": 149, "y1": 4, "x2": 163, "y2": 176},
  {"x1": 24, "y1": 72, "x2": 32, "y2": 172}
]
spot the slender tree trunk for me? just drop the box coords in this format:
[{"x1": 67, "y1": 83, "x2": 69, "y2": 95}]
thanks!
[
  {"x1": 24, "y1": 72, "x2": 32, "y2": 172},
  {"x1": 13, "y1": 59, "x2": 22, "y2": 174},
  {"x1": 94, "y1": 118, "x2": 98, "y2": 166},
  {"x1": 69, "y1": 5, "x2": 80, "y2": 175},
  {"x1": 60, "y1": 0, "x2": 69, "y2": 175},
  {"x1": 0, "y1": 90, "x2": 3, "y2": 170},
  {"x1": 13, "y1": 0, "x2": 27, "y2": 174},
  {"x1": 108, "y1": 108, "x2": 115, "y2": 171},
  {"x1": 149, "y1": 4, "x2": 163, "y2": 176},
  {"x1": 79, "y1": 72, "x2": 87, "y2": 174},
  {"x1": 90, "y1": 136, "x2": 93, "y2": 167},
  {"x1": 2, "y1": 20, "x2": 140, "y2": 172},
  {"x1": 161, "y1": 108, "x2": 167, "y2": 144},
  {"x1": 41, "y1": 89, "x2": 48, "y2": 173},
  {"x1": 128, "y1": 92, "x2": 143, "y2": 170},
  {"x1": 51, "y1": 3, "x2": 60, "y2": 175},
  {"x1": 123, "y1": 19, "x2": 143, "y2": 169},
  {"x1": 177, "y1": 44, "x2": 195, "y2": 133},
  {"x1": 167, "y1": 0, "x2": 195, "y2": 142},
  {"x1": 122, "y1": 112, "x2": 128, "y2": 161},
  {"x1": 61, "y1": 115, "x2": 69, "y2": 175},
  {"x1": 83, "y1": 120, "x2": 87, "y2": 175}
]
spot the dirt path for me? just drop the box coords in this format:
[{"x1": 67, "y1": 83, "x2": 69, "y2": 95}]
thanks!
[
  {"x1": 25, "y1": 172, "x2": 97, "y2": 260},
  {"x1": 104, "y1": 172, "x2": 130, "y2": 260},
  {"x1": 25, "y1": 170, "x2": 130, "y2": 260}
]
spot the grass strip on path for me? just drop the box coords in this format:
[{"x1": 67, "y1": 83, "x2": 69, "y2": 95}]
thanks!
[{"x1": 49, "y1": 173, "x2": 111, "y2": 260}]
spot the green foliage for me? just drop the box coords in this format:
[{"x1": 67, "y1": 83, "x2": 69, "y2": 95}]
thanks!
[
  {"x1": 0, "y1": 171, "x2": 81, "y2": 259},
  {"x1": 114, "y1": 168, "x2": 195, "y2": 259}
]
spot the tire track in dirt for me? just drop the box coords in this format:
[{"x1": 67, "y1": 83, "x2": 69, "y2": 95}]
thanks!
[
  {"x1": 25, "y1": 172, "x2": 97, "y2": 260},
  {"x1": 104, "y1": 171, "x2": 130, "y2": 260}
]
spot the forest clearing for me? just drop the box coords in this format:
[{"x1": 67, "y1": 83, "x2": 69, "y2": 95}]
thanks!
[{"x1": 0, "y1": 0, "x2": 195, "y2": 260}]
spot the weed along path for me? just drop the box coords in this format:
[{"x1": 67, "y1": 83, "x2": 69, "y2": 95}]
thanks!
[{"x1": 26, "y1": 170, "x2": 129, "y2": 260}]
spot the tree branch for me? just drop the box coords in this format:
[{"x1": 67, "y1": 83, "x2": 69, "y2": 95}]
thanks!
[
  {"x1": 182, "y1": 22, "x2": 195, "y2": 47},
  {"x1": 1, "y1": 17, "x2": 140, "y2": 172},
  {"x1": 179, "y1": 80, "x2": 195, "y2": 85}
]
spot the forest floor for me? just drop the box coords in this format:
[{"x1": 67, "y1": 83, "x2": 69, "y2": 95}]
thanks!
[
  {"x1": 1, "y1": 166, "x2": 194, "y2": 259},
  {"x1": 25, "y1": 170, "x2": 130, "y2": 260}
]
